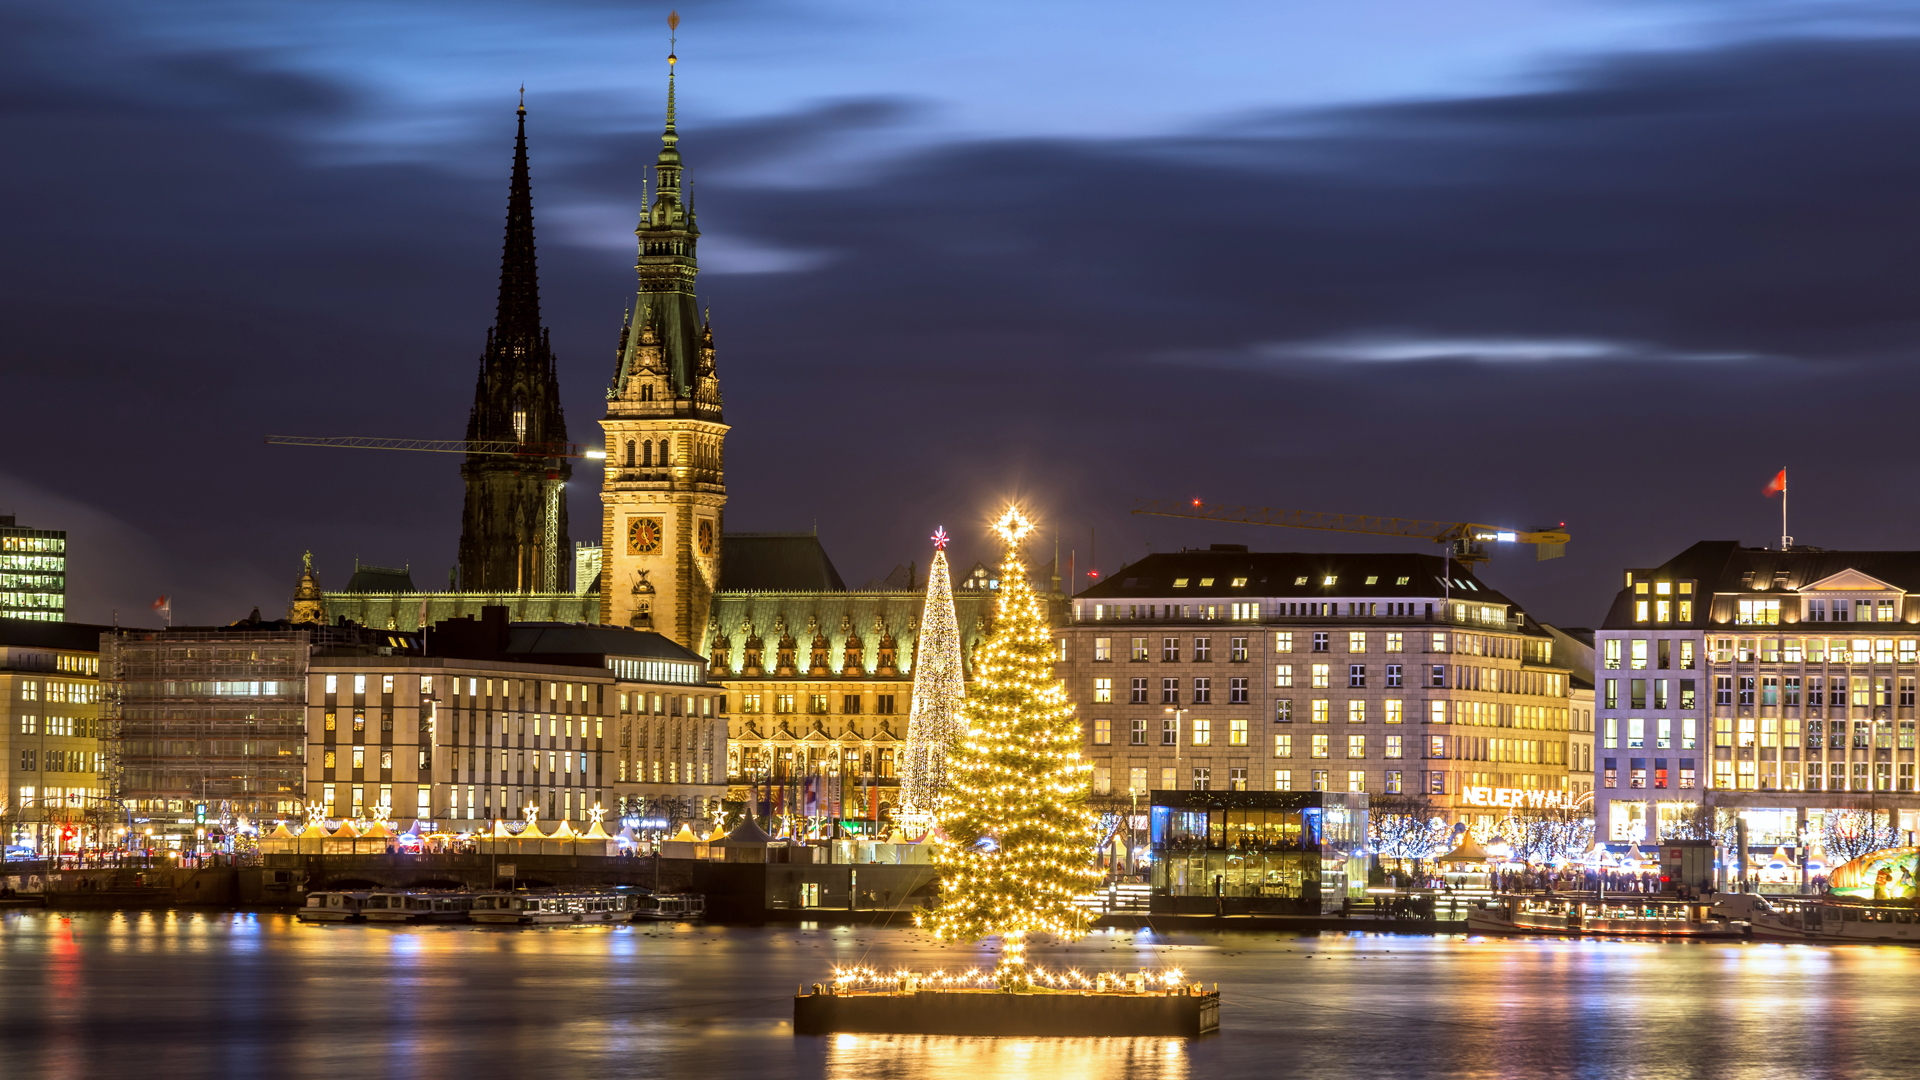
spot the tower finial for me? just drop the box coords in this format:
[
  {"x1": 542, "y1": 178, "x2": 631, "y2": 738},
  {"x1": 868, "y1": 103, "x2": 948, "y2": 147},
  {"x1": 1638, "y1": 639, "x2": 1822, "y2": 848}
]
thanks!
[{"x1": 518, "y1": 83, "x2": 525, "y2": 114}]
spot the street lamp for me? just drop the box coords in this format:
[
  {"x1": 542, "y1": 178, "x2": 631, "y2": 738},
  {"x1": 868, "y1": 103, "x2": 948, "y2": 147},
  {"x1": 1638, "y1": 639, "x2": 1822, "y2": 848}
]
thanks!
[{"x1": 1164, "y1": 706, "x2": 1185, "y2": 772}]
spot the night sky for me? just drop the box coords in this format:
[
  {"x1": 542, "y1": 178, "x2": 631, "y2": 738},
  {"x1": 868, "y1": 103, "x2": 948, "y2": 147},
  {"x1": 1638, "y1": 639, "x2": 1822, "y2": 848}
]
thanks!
[{"x1": 8, "y1": 1, "x2": 1920, "y2": 629}]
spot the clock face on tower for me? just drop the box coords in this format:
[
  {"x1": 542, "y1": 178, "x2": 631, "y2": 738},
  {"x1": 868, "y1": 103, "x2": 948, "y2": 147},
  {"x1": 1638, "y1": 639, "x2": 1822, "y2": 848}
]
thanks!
[
  {"x1": 627, "y1": 516, "x2": 663, "y2": 556},
  {"x1": 697, "y1": 519, "x2": 715, "y2": 557}
]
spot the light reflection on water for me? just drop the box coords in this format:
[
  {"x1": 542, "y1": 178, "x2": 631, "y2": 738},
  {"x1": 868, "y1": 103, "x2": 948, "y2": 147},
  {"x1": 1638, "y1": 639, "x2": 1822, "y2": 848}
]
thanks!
[
  {"x1": 3, "y1": 912, "x2": 1920, "y2": 1080},
  {"x1": 825, "y1": 1034, "x2": 1187, "y2": 1080}
]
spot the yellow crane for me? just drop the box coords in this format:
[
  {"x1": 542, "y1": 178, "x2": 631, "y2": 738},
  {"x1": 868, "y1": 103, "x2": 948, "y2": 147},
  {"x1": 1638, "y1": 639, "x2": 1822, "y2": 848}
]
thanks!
[{"x1": 1130, "y1": 499, "x2": 1570, "y2": 566}]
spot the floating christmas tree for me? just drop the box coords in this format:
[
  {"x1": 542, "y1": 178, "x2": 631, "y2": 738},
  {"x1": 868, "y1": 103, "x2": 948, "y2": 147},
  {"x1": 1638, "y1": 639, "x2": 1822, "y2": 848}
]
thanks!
[
  {"x1": 920, "y1": 507, "x2": 1098, "y2": 986},
  {"x1": 900, "y1": 527, "x2": 966, "y2": 823}
]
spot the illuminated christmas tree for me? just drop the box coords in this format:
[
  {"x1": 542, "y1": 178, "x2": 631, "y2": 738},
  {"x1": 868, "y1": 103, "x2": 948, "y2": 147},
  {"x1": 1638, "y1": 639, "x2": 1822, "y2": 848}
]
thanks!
[
  {"x1": 900, "y1": 527, "x2": 966, "y2": 822},
  {"x1": 920, "y1": 507, "x2": 1098, "y2": 986}
]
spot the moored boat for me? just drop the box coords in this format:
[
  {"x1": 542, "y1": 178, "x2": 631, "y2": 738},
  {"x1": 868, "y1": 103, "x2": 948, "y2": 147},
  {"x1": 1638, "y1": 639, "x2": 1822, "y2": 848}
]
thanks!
[
  {"x1": 297, "y1": 891, "x2": 372, "y2": 922},
  {"x1": 1713, "y1": 893, "x2": 1920, "y2": 944},
  {"x1": 1467, "y1": 893, "x2": 1746, "y2": 938},
  {"x1": 468, "y1": 889, "x2": 638, "y2": 925},
  {"x1": 361, "y1": 891, "x2": 476, "y2": 923},
  {"x1": 632, "y1": 893, "x2": 705, "y2": 921}
]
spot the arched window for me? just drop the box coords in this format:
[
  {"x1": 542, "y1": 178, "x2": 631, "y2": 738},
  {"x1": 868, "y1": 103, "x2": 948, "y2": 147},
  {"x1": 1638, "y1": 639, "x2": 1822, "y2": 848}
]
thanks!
[
  {"x1": 641, "y1": 383, "x2": 653, "y2": 402},
  {"x1": 624, "y1": 441, "x2": 635, "y2": 467},
  {"x1": 642, "y1": 441, "x2": 652, "y2": 467},
  {"x1": 658, "y1": 440, "x2": 670, "y2": 466}
]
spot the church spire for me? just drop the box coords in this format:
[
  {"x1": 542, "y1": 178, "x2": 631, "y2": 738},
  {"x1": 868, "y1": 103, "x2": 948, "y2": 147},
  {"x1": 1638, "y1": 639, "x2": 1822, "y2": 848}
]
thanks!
[{"x1": 495, "y1": 90, "x2": 541, "y2": 340}]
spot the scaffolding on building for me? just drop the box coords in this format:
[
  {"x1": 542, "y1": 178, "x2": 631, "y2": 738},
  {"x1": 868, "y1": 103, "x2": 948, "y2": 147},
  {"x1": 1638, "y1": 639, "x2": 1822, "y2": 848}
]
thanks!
[{"x1": 102, "y1": 628, "x2": 319, "y2": 827}]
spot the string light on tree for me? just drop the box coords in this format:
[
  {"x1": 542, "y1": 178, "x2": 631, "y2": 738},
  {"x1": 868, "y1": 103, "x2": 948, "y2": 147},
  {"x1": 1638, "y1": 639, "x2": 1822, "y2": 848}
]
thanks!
[
  {"x1": 918, "y1": 505, "x2": 1099, "y2": 988},
  {"x1": 901, "y1": 526, "x2": 966, "y2": 827}
]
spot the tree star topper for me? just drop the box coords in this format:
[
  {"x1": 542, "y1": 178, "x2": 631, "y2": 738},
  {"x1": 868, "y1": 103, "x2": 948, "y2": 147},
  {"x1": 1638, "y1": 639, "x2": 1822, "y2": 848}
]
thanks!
[
  {"x1": 931, "y1": 526, "x2": 950, "y2": 550},
  {"x1": 991, "y1": 507, "x2": 1035, "y2": 547}
]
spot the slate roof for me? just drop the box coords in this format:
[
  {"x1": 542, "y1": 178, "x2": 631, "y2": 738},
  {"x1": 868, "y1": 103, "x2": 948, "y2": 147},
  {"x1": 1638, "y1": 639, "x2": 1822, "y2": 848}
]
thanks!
[
  {"x1": 343, "y1": 562, "x2": 418, "y2": 593},
  {"x1": 505, "y1": 623, "x2": 705, "y2": 664},
  {"x1": 0, "y1": 618, "x2": 117, "y2": 652},
  {"x1": 1075, "y1": 549, "x2": 1520, "y2": 606},
  {"x1": 1596, "y1": 541, "x2": 1920, "y2": 630},
  {"x1": 718, "y1": 533, "x2": 846, "y2": 592}
]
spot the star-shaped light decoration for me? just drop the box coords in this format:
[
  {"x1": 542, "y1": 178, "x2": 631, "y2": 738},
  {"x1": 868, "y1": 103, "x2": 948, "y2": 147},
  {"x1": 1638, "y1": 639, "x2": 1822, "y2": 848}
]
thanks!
[
  {"x1": 589, "y1": 803, "x2": 606, "y2": 827},
  {"x1": 931, "y1": 526, "x2": 950, "y2": 550},
  {"x1": 990, "y1": 506, "x2": 1036, "y2": 547},
  {"x1": 370, "y1": 802, "x2": 392, "y2": 824},
  {"x1": 524, "y1": 803, "x2": 540, "y2": 825},
  {"x1": 303, "y1": 801, "x2": 327, "y2": 827}
]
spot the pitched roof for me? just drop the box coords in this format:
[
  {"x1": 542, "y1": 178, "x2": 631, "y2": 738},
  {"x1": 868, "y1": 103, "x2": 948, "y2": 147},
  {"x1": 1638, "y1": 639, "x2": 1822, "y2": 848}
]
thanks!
[
  {"x1": 718, "y1": 533, "x2": 846, "y2": 592},
  {"x1": 343, "y1": 563, "x2": 418, "y2": 593},
  {"x1": 1075, "y1": 549, "x2": 1521, "y2": 606},
  {"x1": 504, "y1": 623, "x2": 704, "y2": 664},
  {"x1": 0, "y1": 618, "x2": 116, "y2": 652},
  {"x1": 1599, "y1": 541, "x2": 1920, "y2": 629}
]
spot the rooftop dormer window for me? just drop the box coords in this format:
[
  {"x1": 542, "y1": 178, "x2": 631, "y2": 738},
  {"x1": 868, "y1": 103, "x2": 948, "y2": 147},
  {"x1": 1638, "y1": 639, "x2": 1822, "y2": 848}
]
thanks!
[
  {"x1": 1323, "y1": 576, "x2": 1337, "y2": 586},
  {"x1": 1365, "y1": 576, "x2": 1378, "y2": 585},
  {"x1": 1294, "y1": 576, "x2": 1309, "y2": 586},
  {"x1": 1230, "y1": 577, "x2": 1248, "y2": 588},
  {"x1": 1172, "y1": 578, "x2": 1188, "y2": 588},
  {"x1": 1198, "y1": 578, "x2": 1215, "y2": 587},
  {"x1": 1395, "y1": 576, "x2": 1410, "y2": 585}
]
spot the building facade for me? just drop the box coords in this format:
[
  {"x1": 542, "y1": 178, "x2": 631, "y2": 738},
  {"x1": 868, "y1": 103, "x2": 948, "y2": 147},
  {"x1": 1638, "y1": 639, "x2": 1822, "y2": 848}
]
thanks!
[
  {"x1": 1, "y1": 619, "x2": 108, "y2": 849},
  {"x1": 457, "y1": 99, "x2": 573, "y2": 594},
  {"x1": 315, "y1": 609, "x2": 725, "y2": 828},
  {"x1": 598, "y1": 60, "x2": 728, "y2": 651},
  {"x1": 1062, "y1": 549, "x2": 1579, "y2": 828},
  {"x1": 0, "y1": 515, "x2": 66, "y2": 622},
  {"x1": 1595, "y1": 542, "x2": 1920, "y2": 847}
]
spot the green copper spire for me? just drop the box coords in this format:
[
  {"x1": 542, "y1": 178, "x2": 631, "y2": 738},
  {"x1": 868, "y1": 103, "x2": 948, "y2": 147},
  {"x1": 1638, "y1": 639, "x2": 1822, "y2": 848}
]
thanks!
[
  {"x1": 616, "y1": 9, "x2": 705, "y2": 403},
  {"x1": 655, "y1": 11, "x2": 681, "y2": 208}
]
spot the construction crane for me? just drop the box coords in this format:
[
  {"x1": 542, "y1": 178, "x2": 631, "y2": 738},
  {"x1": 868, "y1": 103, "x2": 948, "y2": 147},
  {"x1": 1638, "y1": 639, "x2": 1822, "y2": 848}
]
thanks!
[
  {"x1": 1131, "y1": 498, "x2": 1570, "y2": 566},
  {"x1": 264, "y1": 435, "x2": 607, "y2": 591}
]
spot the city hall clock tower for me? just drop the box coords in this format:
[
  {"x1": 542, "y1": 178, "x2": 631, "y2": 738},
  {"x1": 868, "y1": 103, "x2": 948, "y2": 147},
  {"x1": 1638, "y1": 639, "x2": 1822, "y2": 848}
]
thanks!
[{"x1": 600, "y1": 41, "x2": 726, "y2": 652}]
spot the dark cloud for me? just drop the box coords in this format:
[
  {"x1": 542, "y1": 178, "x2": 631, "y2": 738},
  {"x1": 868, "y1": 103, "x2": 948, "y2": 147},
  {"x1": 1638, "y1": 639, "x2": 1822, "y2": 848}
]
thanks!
[{"x1": 5, "y1": 13, "x2": 1920, "y2": 627}]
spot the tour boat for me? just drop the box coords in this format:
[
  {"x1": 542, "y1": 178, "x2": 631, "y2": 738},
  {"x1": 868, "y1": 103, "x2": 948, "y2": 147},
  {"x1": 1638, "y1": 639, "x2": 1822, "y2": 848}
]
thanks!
[
  {"x1": 297, "y1": 891, "x2": 372, "y2": 922},
  {"x1": 1466, "y1": 893, "x2": 1746, "y2": 938},
  {"x1": 360, "y1": 891, "x2": 476, "y2": 923},
  {"x1": 468, "y1": 890, "x2": 638, "y2": 925},
  {"x1": 1713, "y1": 894, "x2": 1920, "y2": 944},
  {"x1": 631, "y1": 893, "x2": 705, "y2": 921}
]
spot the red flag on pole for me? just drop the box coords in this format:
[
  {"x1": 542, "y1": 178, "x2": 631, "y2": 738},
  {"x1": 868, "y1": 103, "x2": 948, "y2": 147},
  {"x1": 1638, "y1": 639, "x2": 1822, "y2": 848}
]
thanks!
[{"x1": 1763, "y1": 469, "x2": 1786, "y2": 497}]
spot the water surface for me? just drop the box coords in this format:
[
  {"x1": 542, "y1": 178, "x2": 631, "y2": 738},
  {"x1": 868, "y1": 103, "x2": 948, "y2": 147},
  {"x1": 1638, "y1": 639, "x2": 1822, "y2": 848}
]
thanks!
[{"x1": 1, "y1": 911, "x2": 1913, "y2": 1079}]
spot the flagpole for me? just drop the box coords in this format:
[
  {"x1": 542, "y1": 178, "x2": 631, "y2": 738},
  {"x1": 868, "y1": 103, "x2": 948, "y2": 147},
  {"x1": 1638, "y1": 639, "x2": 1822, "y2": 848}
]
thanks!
[{"x1": 1782, "y1": 471, "x2": 1789, "y2": 551}]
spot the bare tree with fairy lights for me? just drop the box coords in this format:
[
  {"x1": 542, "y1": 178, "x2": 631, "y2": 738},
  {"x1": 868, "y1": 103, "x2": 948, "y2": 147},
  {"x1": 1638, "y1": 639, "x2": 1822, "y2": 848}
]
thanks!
[
  {"x1": 899, "y1": 527, "x2": 966, "y2": 824},
  {"x1": 918, "y1": 508, "x2": 1100, "y2": 988}
]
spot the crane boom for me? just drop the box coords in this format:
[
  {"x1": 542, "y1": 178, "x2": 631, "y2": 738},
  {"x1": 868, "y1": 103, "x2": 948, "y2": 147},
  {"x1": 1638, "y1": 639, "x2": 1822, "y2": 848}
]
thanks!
[
  {"x1": 1131, "y1": 499, "x2": 1569, "y2": 562},
  {"x1": 263, "y1": 435, "x2": 605, "y2": 460}
]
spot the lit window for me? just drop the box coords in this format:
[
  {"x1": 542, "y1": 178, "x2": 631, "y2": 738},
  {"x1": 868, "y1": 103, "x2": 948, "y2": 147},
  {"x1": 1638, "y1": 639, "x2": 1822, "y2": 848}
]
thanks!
[
  {"x1": 1347, "y1": 734, "x2": 1366, "y2": 758},
  {"x1": 1311, "y1": 664, "x2": 1330, "y2": 689},
  {"x1": 1274, "y1": 735, "x2": 1292, "y2": 758},
  {"x1": 1349, "y1": 632, "x2": 1367, "y2": 653},
  {"x1": 1365, "y1": 576, "x2": 1379, "y2": 585},
  {"x1": 1172, "y1": 578, "x2": 1188, "y2": 588},
  {"x1": 1312, "y1": 700, "x2": 1330, "y2": 724},
  {"x1": 1230, "y1": 577, "x2": 1248, "y2": 587},
  {"x1": 1198, "y1": 578, "x2": 1215, "y2": 587},
  {"x1": 1348, "y1": 700, "x2": 1366, "y2": 724},
  {"x1": 1324, "y1": 576, "x2": 1338, "y2": 586},
  {"x1": 1230, "y1": 718, "x2": 1247, "y2": 745},
  {"x1": 1191, "y1": 719, "x2": 1211, "y2": 746},
  {"x1": 1311, "y1": 734, "x2": 1329, "y2": 758}
]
